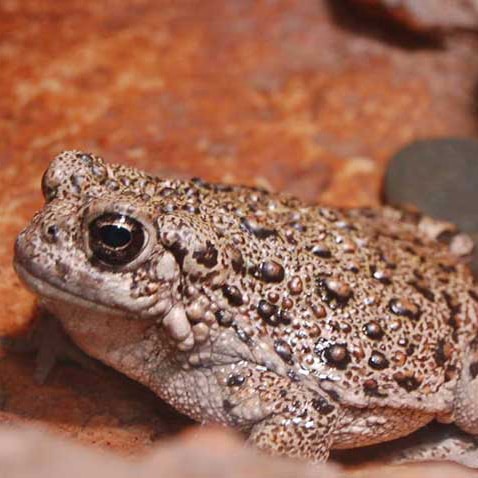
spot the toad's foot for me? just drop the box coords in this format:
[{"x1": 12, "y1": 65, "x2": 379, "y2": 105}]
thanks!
[
  {"x1": 382, "y1": 424, "x2": 478, "y2": 468},
  {"x1": 225, "y1": 366, "x2": 341, "y2": 462},
  {"x1": 1, "y1": 312, "x2": 100, "y2": 383}
]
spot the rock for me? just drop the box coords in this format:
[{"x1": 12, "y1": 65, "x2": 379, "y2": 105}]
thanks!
[
  {"x1": 351, "y1": 0, "x2": 478, "y2": 34},
  {"x1": 0, "y1": 425, "x2": 340, "y2": 478},
  {"x1": 384, "y1": 138, "x2": 478, "y2": 275},
  {"x1": 1, "y1": 424, "x2": 477, "y2": 477}
]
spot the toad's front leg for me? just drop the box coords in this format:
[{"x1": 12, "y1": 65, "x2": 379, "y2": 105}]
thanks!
[
  {"x1": 1, "y1": 311, "x2": 100, "y2": 383},
  {"x1": 223, "y1": 365, "x2": 342, "y2": 462}
]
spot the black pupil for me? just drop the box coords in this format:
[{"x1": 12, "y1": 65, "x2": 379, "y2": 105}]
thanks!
[{"x1": 99, "y1": 224, "x2": 132, "y2": 248}]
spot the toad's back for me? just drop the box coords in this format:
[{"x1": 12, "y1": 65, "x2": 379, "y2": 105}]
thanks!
[{"x1": 170, "y1": 181, "x2": 478, "y2": 410}]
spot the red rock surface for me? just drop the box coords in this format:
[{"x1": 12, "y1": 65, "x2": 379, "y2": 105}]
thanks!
[{"x1": 1, "y1": 1, "x2": 478, "y2": 476}]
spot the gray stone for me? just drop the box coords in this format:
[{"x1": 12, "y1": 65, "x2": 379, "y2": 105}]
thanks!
[{"x1": 384, "y1": 138, "x2": 478, "y2": 275}]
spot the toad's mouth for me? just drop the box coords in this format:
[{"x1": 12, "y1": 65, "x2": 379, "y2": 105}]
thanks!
[{"x1": 14, "y1": 261, "x2": 131, "y2": 317}]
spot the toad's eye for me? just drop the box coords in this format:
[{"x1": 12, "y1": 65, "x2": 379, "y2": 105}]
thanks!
[{"x1": 88, "y1": 213, "x2": 146, "y2": 266}]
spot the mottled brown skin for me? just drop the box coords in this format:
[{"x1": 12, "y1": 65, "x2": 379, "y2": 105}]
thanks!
[{"x1": 12, "y1": 151, "x2": 478, "y2": 466}]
